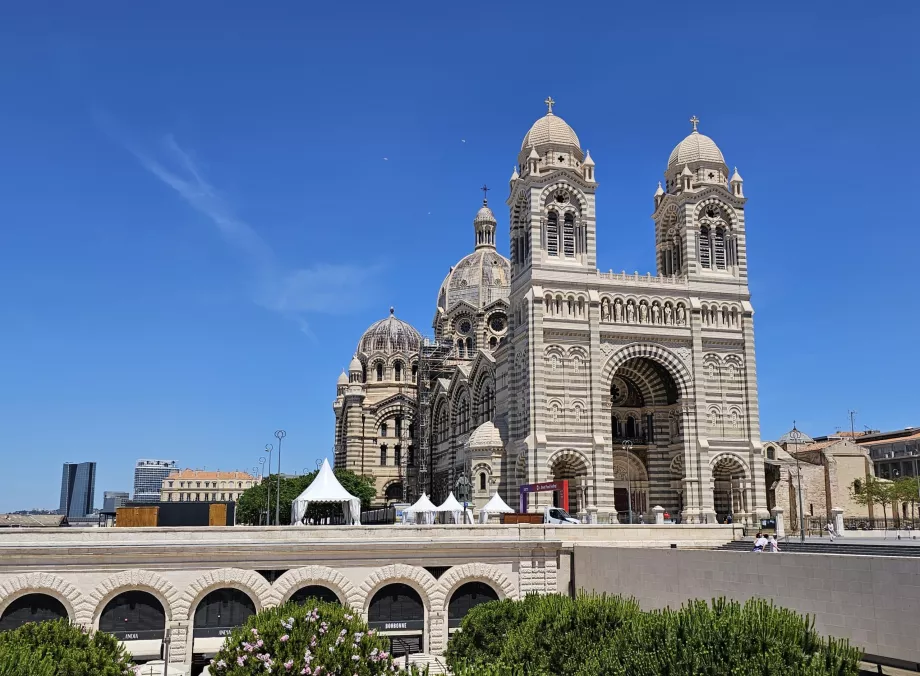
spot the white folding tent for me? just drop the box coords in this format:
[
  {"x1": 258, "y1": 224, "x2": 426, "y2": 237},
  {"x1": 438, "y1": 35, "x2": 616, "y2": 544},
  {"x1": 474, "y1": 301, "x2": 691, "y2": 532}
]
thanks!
[
  {"x1": 291, "y1": 459, "x2": 361, "y2": 525},
  {"x1": 404, "y1": 493, "x2": 438, "y2": 524},
  {"x1": 479, "y1": 492, "x2": 514, "y2": 523},
  {"x1": 436, "y1": 492, "x2": 466, "y2": 524}
]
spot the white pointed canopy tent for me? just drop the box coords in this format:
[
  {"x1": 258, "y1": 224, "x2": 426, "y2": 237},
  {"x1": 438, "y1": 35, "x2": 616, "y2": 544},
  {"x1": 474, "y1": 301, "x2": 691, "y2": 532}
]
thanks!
[
  {"x1": 291, "y1": 459, "x2": 361, "y2": 525},
  {"x1": 403, "y1": 492, "x2": 438, "y2": 524},
  {"x1": 436, "y1": 491, "x2": 466, "y2": 524},
  {"x1": 479, "y1": 492, "x2": 514, "y2": 523}
]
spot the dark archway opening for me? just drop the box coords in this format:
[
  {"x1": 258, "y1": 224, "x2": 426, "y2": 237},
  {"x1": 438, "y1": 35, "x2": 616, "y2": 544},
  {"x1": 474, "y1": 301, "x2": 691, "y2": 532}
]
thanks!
[
  {"x1": 289, "y1": 585, "x2": 340, "y2": 606},
  {"x1": 0, "y1": 594, "x2": 67, "y2": 632},
  {"x1": 99, "y1": 590, "x2": 166, "y2": 641},
  {"x1": 193, "y1": 588, "x2": 255, "y2": 638},
  {"x1": 368, "y1": 583, "x2": 424, "y2": 657},
  {"x1": 447, "y1": 582, "x2": 499, "y2": 629}
]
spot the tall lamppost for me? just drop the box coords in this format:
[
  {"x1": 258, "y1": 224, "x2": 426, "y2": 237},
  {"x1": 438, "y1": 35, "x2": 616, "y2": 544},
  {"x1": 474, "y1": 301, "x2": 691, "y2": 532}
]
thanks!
[
  {"x1": 788, "y1": 424, "x2": 806, "y2": 543},
  {"x1": 622, "y1": 440, "x2": 633, "y2": 525},
  {"x1": 274, "y1": 430, "x2": 286, "y2": 526},
  {"x1": 261, "y1": 445, "x2": 272, "y2": 526}
]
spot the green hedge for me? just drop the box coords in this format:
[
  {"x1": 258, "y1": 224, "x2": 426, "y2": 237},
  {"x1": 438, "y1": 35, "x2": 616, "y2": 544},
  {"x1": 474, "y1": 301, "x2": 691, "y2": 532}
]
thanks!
[
  {"x1": 0, "y1": 619, "x2": 134, "y2": 676},
  {"x1": 446, "y1": 594, "x2": 862, "y2": 676}
]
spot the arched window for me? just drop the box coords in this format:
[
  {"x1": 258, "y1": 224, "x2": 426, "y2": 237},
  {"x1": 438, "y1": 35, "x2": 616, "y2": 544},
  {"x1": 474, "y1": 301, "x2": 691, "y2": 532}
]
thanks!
[
  {"x1": 0, "y1": 594, "x2": 68, "y2": 632},
  {"x1": 194, "y1": 589, "x2": 255, "y2": 638},
  {"x1": 714, "y1": 227, "x2": 726, "y2": 269},
  {"x1": 611, "y1": 414, "x2": 621, "y2": 438},
  {"x1": 394, "y1": 445, "x2": 402, "y2": 466},
  {"x1": 380, "y1": 445, "x2": 387, "y2": 466},
  {"x1": 466, "y1": 337, "x2": 474, "y2": 355},
  {"x1": 699, "y1": 226, "x2": 711, "y2": 269},
  {"x1": 489, "y1": 336, "x2": 497, "y2": 349},
  {"x1": 411, "y1": 362, "x2": 418, "y2": 379},
  {"x1": 546, "y1": 211, "x2": 559, "y2": 256},
  {"x1": 457, "y1": 339, "x2": 465, "y2": 359},
  {"x1": 376, "y1": 363, "x2": 383, "y2": 382},
  {"x1": 625, "y1": 416, "x2": 637, "y2": 439},
  {"x1": 380, "y1": 423, "x2": 388, "y2": 437},
  {"x1": 99, "y1": 591, "x2": 165, "y2": 640},
  {"x1": 290, "y1": 586, "x2": 340, "y2": 606},
  {"x1": 395, "y1": 417, "x2": 402, "y2": 437},
  {"x1": 563, "y1": 212, "x2": 575, "y2": 257},
  {"x1": 394, "y1": 362, "x2": 402, "y2": 382},
  {"x1": 448, "y1": 582, "x2": 499, "y2": 629}
]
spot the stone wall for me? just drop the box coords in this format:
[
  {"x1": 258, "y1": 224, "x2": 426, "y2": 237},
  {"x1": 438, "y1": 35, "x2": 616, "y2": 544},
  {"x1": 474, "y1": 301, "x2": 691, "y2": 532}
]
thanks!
[{"x1": 574, "y1": 545, "x2": 920, "y2": 666}]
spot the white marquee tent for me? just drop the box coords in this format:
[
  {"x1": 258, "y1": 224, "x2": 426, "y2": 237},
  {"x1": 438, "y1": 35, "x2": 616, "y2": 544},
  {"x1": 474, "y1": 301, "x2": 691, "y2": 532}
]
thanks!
[
  {"x1": 478, "y1": 492, "x2": 514, "y2": 523},
  {"x1": 436, "y1": 492, "x2": 466, "y2": 524},
  {"x1": 291, "y1": 459, "x2": 361, "y2": 525},
  {"x1": 403, "y1": 493, "x2": 437, "y2": 524}
]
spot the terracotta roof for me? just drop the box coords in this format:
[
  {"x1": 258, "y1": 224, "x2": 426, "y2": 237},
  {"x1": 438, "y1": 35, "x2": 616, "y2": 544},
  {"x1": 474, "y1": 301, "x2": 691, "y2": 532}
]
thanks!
[{"x1": 166, "y1": 469, "x2": 256, "y2": 480}]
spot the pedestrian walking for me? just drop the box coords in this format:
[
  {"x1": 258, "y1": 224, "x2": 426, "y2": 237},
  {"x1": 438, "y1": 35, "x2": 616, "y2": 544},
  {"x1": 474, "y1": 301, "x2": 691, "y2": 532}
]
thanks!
[
  {"x1": 752, "y1": 532, "x2": 767, "y2": 552},
  {"x1": 825, "y1": 521, "x2": 836, "y2": 542},
  {"x1": 767, "y1": 534, "x2": 780, "y2": 552}
]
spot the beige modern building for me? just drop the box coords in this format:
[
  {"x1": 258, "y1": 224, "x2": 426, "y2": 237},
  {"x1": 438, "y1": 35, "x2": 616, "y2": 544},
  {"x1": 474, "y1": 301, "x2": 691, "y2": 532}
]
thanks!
[
  {"x1": 160, "y1": 470, "x2": 257, "y2": 503},
  {"x1": 335, "y1": 102, "x2": 768, "y2": 525}
]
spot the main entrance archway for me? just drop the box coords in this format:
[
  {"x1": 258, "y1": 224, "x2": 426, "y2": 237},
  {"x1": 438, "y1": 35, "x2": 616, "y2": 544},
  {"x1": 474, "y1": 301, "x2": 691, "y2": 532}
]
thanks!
[
  {"x1": 367, "y1": 583, "x2": 424, "y2": 657},
  {"x1": 0, "y1": 594, "x2": 67, "y2": 632},
  {"x1": 712, "y1": 454, "x2": 748, "y2": 524}
]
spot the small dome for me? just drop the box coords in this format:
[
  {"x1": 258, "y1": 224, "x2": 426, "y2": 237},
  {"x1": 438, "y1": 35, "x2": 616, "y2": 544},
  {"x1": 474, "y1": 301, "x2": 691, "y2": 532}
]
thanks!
[
  {"x1": 668, "y1": 130, "x2": 726, "y2": 169},
  {"x1": 348, "y1": 356, "x2": 363, "y2": 373},
  {"x1": 777, "y1": 427, "x2": 814, "y2": 447},
  {"x1": 469, "y1": 420, "x2": 504, "y2": 449},
  {"x1": 357, "y1": 308, "x2": 422, "y2": 355},
  {"x1": 522, "y1": 113, "x2": 581, "y2": 150},
  {"x1": 474, "y1": 203, "x2": 497, "y2": 226},
  {"x1": 438, "y1": 249, "x2": 510, "y2": 312},
  {"x1": 337, "y1": 370, "x2": 349, "y2": 385}
]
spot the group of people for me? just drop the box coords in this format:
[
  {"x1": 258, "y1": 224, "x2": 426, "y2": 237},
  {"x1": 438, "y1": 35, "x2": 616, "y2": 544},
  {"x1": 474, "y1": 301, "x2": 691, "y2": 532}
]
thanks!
[{"x1": 752, "y1": 532, "x2": 780, "y2": 552}]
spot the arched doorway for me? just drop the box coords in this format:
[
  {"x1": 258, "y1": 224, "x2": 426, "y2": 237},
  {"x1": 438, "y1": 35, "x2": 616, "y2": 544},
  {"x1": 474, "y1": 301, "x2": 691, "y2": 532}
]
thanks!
[
  {"x1": 367, "y1": 583, "x2": 424, "y2": 657},
  {"x1": 608, "y1": 355, "x2": 683, "y2": 518},
  {"x1": 193, "y1": 589, "x2": 255, "y2": 639},
  {"x1": 549, "y1": 453, "x2": 588, "y2": 515},
  {"x1": 289, "y1": 585, "x2": 340, "y2": 606},
  {"x1": 447, "y1": 582, "x2": 499, "y2": 630},
  {"x1": 0, "y1": 594, "x2": 67, "y2": 631},
  {"x1": 611, "y1": 453, "x2": 649, "y2": 523},
  {"x1": 385, "y1": 482, "x2": 404, "y2": 504},
  {"x1": 99, "y1": 590, "x2": 166, "y2": 642},
  {"x1": 712, "y1": 455, "x2": 747, "y2": 524}
]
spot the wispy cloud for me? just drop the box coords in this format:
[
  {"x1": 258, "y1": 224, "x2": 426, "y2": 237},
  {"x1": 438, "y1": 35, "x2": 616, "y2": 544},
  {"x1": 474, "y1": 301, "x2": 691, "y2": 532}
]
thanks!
[{"x1": 94, "y1": 110, "x2": 382, "y2": 334}]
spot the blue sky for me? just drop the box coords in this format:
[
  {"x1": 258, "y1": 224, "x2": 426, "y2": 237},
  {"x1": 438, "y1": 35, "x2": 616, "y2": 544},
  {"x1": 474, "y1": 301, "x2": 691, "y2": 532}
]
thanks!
[{"x1": 0, "y1": 1, "x2": 917, "y2": 512}]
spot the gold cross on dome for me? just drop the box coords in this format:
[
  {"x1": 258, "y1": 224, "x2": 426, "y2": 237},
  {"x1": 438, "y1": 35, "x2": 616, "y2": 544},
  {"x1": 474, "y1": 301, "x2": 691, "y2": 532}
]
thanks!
[
  {"x1": 690, "y1": 115, "x2": 700, "y2": 132},
  {"x1": 545, "y1": 96, "x2": 555, "y2": 114}
]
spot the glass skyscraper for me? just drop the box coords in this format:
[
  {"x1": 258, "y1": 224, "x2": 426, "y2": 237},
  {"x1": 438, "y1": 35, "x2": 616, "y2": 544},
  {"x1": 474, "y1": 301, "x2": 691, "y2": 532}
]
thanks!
[
  {"x1": 59, "y1": 462, "x2": 96, "y2": 518},
  {"x1": 133, "y1": 459, "x2": 177, "y2": 503}
]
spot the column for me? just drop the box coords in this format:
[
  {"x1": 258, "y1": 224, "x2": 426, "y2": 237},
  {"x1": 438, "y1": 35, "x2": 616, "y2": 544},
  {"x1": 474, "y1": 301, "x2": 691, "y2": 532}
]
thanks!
[{"x1": 771, "y1": 506, "x2": 785, "y2": 539}]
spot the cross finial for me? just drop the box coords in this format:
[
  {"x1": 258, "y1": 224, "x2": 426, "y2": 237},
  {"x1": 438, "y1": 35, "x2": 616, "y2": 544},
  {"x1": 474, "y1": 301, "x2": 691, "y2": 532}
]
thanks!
[
  {"x1": 544, "y1": 96, "x2": 555, "y2": 114},
  {"x1": 689, "y1": 115, "x2": 700, "y2": 132},
  {"x1": 481, "y1": 184, "x2": 490, "y2": 204}
]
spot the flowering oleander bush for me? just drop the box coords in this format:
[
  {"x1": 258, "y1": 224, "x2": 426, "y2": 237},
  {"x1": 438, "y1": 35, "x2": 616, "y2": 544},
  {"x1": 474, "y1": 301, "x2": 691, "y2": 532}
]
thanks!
[
  {"x1": 0, "y1": 618, "x2": 134, "y2": 676},
  {"x1": 210, "y1": 600, "x2": 422, "y2": 675}
]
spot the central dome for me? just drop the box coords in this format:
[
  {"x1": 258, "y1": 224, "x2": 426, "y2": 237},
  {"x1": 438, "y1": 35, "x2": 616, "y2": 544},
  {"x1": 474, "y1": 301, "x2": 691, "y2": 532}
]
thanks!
[
  {"x1": 438, "y1": 249, "x2": 511, "y2": 312},
  {"x1": 521, "y1": 113, "x2": 581, "y2": 150},
  {"x1": 357, "y1": 308, "x2": 422, "y2": 355}
]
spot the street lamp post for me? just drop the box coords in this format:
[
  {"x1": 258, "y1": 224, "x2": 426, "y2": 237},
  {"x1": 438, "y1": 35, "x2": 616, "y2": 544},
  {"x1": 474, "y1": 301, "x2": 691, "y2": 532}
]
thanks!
[
  {"x1": 261, "y1": 446, "x2": 272, "y2": 525},
  {"x1": 788, "y1": 423, "x2": 806, "y2": 543},
  {"x1": 622, "y1": 440, "x2": 633, "y2": 525},
  {"x1": 275, "y1": 430, "x2": 286, "y2": 526},
  {"x1": 161, "y1": 626, "x2": 171, "y2": 676}
]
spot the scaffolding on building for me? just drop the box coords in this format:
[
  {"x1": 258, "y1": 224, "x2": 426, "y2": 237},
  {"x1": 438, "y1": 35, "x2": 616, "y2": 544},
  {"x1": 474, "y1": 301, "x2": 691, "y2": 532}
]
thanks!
[{"x1": 411, "y1": 336, "x2": 454, "y2": 501}]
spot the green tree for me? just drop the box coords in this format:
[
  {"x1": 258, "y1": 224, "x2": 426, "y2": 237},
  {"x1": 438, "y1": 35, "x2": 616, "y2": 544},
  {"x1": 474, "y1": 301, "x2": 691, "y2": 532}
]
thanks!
[
  {"x1": 891, "y1": 476, "x2": 920, "y2": 524},
  {"x1": 236, "y1": 469, "x2": 376, "y2": 525},
  {"x1": 0, "y1": 619, "x2": 134, "y2": 676},
  {"x1": 850, "y1": 476, "x2": 894, "y2": 528}
]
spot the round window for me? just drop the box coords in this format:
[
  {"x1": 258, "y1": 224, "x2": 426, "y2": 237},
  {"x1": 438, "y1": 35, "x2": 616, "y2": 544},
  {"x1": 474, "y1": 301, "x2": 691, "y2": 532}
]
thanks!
[
  {"x1": 489, "y1": 314, "x2": 507, "y2": 333},
  {"x1": 457, "y1": 319, "x2": 472, "y2": 335}
]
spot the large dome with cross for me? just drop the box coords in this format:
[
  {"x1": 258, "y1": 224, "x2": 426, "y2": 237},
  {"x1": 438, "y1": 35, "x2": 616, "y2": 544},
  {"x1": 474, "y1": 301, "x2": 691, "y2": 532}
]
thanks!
[
  {"x1": 667, "y1": 116, "x2": 726, "y2": 169},
  {"x1": 521, "y1": 97, "x2": 581, "y2": 151},
  {"x1": 357, "y1": 308, "x2": 422, "y2": 356}
]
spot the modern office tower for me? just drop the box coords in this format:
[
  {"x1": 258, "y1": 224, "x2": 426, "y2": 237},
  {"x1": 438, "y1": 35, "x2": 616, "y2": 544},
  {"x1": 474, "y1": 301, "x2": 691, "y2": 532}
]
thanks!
[
  {"x1": 102, "y1": 491, "x2": 130, "y2": 512},
  {"x1": 133, "y1": 459, "x2": 177, "y2": 502},
  {"x1": 59, "y1": 462, "x2": 96, "y2": 517}
]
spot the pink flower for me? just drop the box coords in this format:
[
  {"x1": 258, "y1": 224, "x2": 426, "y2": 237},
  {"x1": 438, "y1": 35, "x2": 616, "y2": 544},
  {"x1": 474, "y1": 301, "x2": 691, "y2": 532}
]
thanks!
[
  {"x1": 237, "y1": 655, "x2": 246, "y2": 666},
  {"x1": 284, "y1": 660, "x2": 294, "y2": 671},
  {"x1": 280, "y1": 634, "x2": 290, "y2": 642}
]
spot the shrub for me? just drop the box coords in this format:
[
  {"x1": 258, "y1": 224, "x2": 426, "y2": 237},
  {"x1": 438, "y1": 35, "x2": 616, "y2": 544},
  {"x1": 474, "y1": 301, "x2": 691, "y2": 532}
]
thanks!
[
  {"x1": 209, "y1": 600, "x2": 423, "y2": 675},
  {"x1": 446, "y1": 594, "x2": 862, "y2": 676},
  {"x1": 0, "y1": 618, "x2": 134, "y2": 676}
]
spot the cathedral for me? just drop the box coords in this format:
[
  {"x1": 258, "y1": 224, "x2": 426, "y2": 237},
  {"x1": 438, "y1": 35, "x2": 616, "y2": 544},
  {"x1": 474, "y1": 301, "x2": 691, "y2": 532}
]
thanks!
[{"x1": 333, "y1": 100, "x2": 768, "y2": 525}]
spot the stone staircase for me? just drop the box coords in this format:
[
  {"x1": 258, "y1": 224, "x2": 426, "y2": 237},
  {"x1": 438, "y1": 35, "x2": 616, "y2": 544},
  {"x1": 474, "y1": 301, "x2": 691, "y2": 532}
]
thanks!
[
  {"x1": 400, "y1": 653, "x2": 450, "y2": 674},
  {"x1": 718, "y1": 539, "x2": 920, "y2": 557}
]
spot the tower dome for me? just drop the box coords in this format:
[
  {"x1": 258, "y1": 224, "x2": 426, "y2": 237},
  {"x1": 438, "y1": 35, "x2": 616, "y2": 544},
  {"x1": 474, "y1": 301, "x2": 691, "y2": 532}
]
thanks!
[
  {"x1": 667, "y1": 116, "x2": 726, "y2": 169},
  {"x1": 518, "y1": 97, "x2": 583, "y2": 166},
  {"x1": 357, "y1": 308, "x2": 422, "y2": 355}
]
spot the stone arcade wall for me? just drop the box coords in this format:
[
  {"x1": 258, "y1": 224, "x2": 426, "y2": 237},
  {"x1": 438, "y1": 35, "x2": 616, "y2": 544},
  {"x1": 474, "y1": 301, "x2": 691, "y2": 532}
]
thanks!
[{"x1": 574, "y1": 546, "x2": 920, "y2": 667}]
